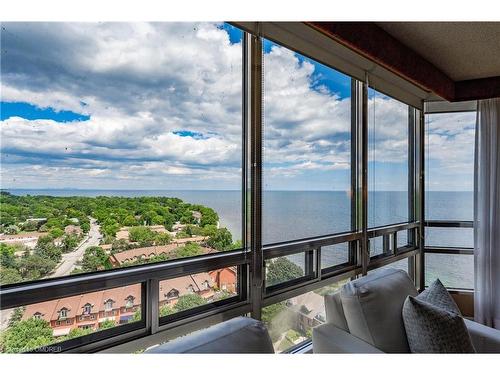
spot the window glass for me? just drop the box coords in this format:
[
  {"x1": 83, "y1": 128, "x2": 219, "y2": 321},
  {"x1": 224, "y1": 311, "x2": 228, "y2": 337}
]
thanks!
[
  {"x1": 262, "y1": 279, "x2": 348, "y2": 353},
  {"x1": 0, "y1": 22, "x2": 244, "y2": 286},
  {"x1": 424, "y1": 111, "x2": 476, "y2": 290},
  {"x1": 0, "y1": 283, "x2": 142, "y2": 353},
  {"x1": 368, "y1": 89, "x2": 409, "y2": 228},
  {"x1": 158, "y1": 268, "x2": 238, "y2": 320},
  {"x1": 262, "y1": 39, "x2": 352, "y2": 245},
  {"x1": 425, "y1": 227, "x2": 473, "y2": 248},
  {"x1": 425, "y1": 253, "x2": 473, "y2": 290},
  {"x1": 321, "y1": 243, "x2": 350, "y2": 269},
  {"x1": 425, "y1": 112, "x2": 476, "y2": 221},
  {"x1": 265, "y1": 254, "x2": 307, "y2": 288}
]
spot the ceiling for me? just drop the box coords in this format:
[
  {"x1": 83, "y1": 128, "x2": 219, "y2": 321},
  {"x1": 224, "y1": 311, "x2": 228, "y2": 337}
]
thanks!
[{"x1": 376, "y1": 22, "x2": 500, "y2": 81}]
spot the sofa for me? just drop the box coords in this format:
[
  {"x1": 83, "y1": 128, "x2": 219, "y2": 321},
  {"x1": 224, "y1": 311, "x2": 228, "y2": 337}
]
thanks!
[
  {"x1": 312, "y1": 268, "x2": 500, "y2": 353},
  {"x1": 145, "y1": 316, "x2": 275, "y2": 353}
]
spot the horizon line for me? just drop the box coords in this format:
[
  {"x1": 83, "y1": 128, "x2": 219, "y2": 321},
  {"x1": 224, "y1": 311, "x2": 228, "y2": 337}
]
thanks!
[{"x1": 2, "y1": 188, "x2": 474, "y2": 193}]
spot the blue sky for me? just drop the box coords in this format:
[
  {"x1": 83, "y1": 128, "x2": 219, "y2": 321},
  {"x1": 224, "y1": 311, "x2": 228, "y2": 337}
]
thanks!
[{"x1": 0, "y1": 22, "x2": 475, "y2": 192}]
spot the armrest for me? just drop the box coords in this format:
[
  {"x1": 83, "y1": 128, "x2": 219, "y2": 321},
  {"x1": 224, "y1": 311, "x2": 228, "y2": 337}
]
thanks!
[
  {"x1": 312, "y1": 323, "x2": 384, "y2": 353},
  {"x1": 145, "y1": 317, "x2": 274, "y2": 353},
  {"x1": 465, "y1": 319, "x2": 500, "y2": 353}
]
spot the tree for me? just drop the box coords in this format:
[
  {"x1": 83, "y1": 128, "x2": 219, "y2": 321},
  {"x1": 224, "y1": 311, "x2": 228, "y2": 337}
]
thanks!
[
  {"x1": 0, "y1": 243, "x2": 17, "y2": 269},
  {"x1": 128, "y1": 226, "x2": 156, "y2": 245},
  {"x1": 159, "y1": 304, "x2": 175, "y2": 317},
  {"x1": 34, "y1": 235, "x2": 62, "y2": 263},
  {"x1": 80, "y1": 246, "x2": 111, "y2": 272},
  {"x1": 155, "y1": 232, "x2": 172, "y2": 245},
  {"x1": 171, "y1": 243, "x2": 203, "y2": 259},
  {"x1": 206, "y1": 228, "x2": 233, "y2": 251},
  {"x1": 174, "y1": 294, "x2": 205, "y2": 313},
  {"x1": 18, "y1": 254, "x2": 57, "y2": 280},
  {"x1": 122, "y1": 215, "x2": 138, "y2": 227},
  {"x1": 1, "y1": 318, "x2": 54, "y2": 353},
  {"x1": 0, "y1": 268, "x2": 23, "y2": 285},
  {"x1": 66, "y1": 327, "x2": 93, "y2": 339},
  {"x1": 131, "y1": 309, "x2": 142, "y2": 322},
  {"x1": 199, "y1": 207, "x2": 219, "y2": 227},
  {"x1": 229, "y1": 240, "x2": 243, "y2": 250},
  {"x1": 202, "y1": 224, "x2": 218, "y2": 237},
  {"x1": 49, "y1": 227, "x2": 64, "y2": 238},
  {"x1": 8, "y1": 307, "x2": 25, "y2": 327},
  {"x1": 4, "y1": 225, "x2": 20, "y2": 235},
  {"x1": 61, "y1": 234, "x2": 79, "y2": 253},
  {"x1": 98, "y1": 320, "x2": 116, "y2": 330},
  {"x1": 111, "y1": 238, "x2": 130, "y2": 253},
  {"x1": 21, "y1": 220, "x2": 38, "y2": 232},
  {"x1": 266, "y1": 257, "x2": 303, "y2": 286},
  {"x1": 80, "y1": 221, "x2": 90, "y2": 233}
]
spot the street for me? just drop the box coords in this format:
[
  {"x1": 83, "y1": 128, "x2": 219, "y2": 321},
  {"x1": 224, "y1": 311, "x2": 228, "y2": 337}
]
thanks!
[
  {"x1": 51, "y1": 218, "x2": 101, "y2": 278},
  {"x1": 0, "y1": 218, "x2": 101, "y2": 330}
]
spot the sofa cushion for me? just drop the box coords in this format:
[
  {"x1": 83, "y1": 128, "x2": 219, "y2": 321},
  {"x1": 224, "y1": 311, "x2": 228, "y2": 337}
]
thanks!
[
  {"x1": 324, "y1": 291, "x2": 349, "y2": 331},
  {"x1": 145, "y1": 317, "x2": 274, "y2": 353},
  {"x1": 418, "y1": 278, "x2": 461, "y2": 314},
  {"x1": 340, "y1": 268, "x2": 418, "y2": 353},
  {"x1": 402, "y1": 296, "x2": 475, "y2": 353}
]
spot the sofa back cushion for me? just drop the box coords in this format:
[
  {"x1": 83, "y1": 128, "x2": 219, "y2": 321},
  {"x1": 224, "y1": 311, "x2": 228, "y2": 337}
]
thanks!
[
  {"x1": 340, "y1": 268, "x2": 418, "y2": 353},
  {"x1": 324, "y1": 291, "x2": 350, "y2": 331},
  {"x1": 145, "y1": 317, "x2": 274, "y2": 353}
]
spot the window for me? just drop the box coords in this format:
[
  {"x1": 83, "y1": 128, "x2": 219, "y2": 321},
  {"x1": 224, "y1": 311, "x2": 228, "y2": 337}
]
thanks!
[
  {"x1": 125, "y1": 296, "x2": 134, "y2": 309},
  {"x1": 262, "y1": 279, "x2": 348, "y2": 353},
  {"x1": 425, "y1": 112, "x2": 475, "y2": 220},
  {"x1": 104, "y1": 299, "x2": 114, "y2": 312},
  {"x1": 82, "y1": 303, "x2": 92, "y2": 315},
  {"x1": 262, "y1": 38, "x2": 353, "y2": 245},
  {"x1": 425, "y1": 111, "x2": 476, "y2": 289},
  {"x1": 0, "y1": 283, "x2": 143, "y2": 353},
  {"x1": 59, "y1": 308, "x2": 68, "y2": 320},
  {"x1": 265, "y1": 254, "x2": 307, "y2": 288},
  {"x1": 166, "y1": 289, "x2": 179, "y2": 300},
  {"x1": 425, "y1": 253, "x2": 474, "y2": 290},
  {"x1": 368, "y1": 89, "x2": 410, "y2": 229},
  {"x1": 0, "y1": 22, "x2": 245, "y2": 286}
]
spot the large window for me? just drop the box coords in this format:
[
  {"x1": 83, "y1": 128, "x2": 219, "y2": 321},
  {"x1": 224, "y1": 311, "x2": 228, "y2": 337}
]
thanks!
[
  {"x1": 425, "y1": 111, "x2": 476, "y2": 289},
  {"x1": 0, "y1": 22, "x2": 244, "y2": 287},
  {"x1": 0, "y1": 22, "x2": 246, "y2": 352},
  {"x1": 262, "y1": 39, "x2": 353, "y2": 246},
  {"x1": 368, "y1": 88, "x2": 410, "y2": 229},
  {"x1": 1, "y1": 22, "x2": 437, "y2": 354}
]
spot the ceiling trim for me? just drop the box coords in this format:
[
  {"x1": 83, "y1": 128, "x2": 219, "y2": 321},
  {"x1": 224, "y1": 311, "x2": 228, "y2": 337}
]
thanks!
[
  {"x1": 308, "y1": 22, "x2": 500, "y2": 102},
  {"x1": 455, "y1": 76, "x2": 500, "y2": 102}
]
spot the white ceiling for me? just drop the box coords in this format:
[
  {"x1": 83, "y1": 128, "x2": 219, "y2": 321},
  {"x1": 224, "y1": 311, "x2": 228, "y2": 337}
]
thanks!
[{"x1": 376, "y1": 22, "x2": 500, "y2": 81}]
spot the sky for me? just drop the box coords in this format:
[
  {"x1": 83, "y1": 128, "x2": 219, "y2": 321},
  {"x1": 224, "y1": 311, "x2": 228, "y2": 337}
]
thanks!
[{"x1": 0, "y1": 22, "x2": 475, "y2": 192}]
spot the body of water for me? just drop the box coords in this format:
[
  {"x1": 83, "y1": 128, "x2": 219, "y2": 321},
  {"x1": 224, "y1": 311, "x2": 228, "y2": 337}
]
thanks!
[{"x1": 5, "y1": 189, "x2": 474, "y2": 289}]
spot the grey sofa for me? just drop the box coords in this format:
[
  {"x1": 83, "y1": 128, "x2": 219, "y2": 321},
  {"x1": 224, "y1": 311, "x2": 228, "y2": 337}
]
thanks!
[
  {"x1": 145, "y1": 316, "x2": 274, "y2": 353},
  {"x1": 313, "y1": 268, "x2": 500, "y2": 353}
]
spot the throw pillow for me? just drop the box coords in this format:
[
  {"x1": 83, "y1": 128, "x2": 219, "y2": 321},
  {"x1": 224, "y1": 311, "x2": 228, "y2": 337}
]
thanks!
[
  {"x1": 418, "y1": 278, "x2": 461, "y2": 314},
  {"x1": 402, "y1": 296, "x2": 475, "y2": 353}
]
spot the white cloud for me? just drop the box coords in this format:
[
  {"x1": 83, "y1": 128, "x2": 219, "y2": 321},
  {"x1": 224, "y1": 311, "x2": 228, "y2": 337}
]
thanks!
[{"x1": 0, "y1": 22, "x2": 475, "y2": 191}]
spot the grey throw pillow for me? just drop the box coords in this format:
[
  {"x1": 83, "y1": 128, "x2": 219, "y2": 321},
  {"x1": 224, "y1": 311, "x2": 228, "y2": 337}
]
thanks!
[
  {"x1": 402, "y1": 296, "x2": 475, "y2": 353},
  {"x1": 418, "y1": 278, "x2": 461, "y2": 315}
]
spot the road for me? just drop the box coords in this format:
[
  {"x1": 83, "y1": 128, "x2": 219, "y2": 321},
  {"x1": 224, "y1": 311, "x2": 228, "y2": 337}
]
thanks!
[
  {"x1": 0, "y1": 219, "x2": 101, "y2": 331},
  {"x1": 51, "y1": 218, "x2": 101, "y2": 278},
  {"x1": 1, "y1": 219, "x2": 101, "y2": 331}
]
